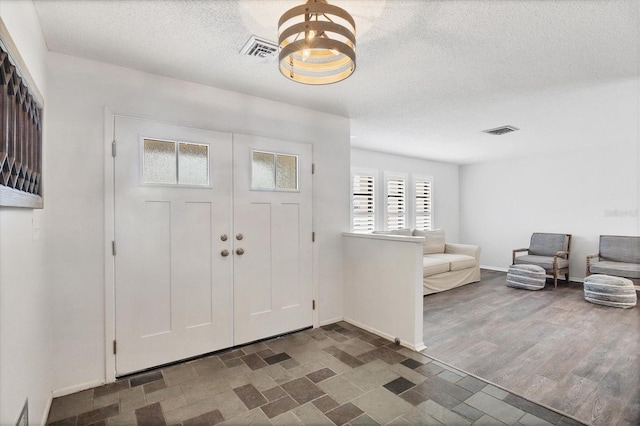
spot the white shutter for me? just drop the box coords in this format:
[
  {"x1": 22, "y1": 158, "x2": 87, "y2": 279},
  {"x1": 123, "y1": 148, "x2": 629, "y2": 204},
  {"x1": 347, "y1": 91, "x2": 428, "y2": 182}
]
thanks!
[
  {"x1": 352, "y1": 174, "x2": 375, "y2": 233},
  {"x1": 386, "y1": 177, "x2": 406, "y2": 230},
  {"x1": 415, "y1": 179, "x2": 432, "y2": 231}
]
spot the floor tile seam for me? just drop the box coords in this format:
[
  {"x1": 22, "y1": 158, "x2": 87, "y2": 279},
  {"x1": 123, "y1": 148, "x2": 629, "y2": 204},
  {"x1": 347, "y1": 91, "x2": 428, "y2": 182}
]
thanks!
[
  {"x1": 416, "y1": 351, "x2": 586, "y2": 425},
  {"x1": 287, "y1": 407, "x2": 317, "y2": 425},
  {"x1": 158, "y1": 396, "x2": 214, "y2": 421},
  {"x1": 384, "y1": 412, "x2": 411, "y2": 425},
  {"x1": 350, "y1": 368, "x2": 407, "y2": 391},
  {"x1": 339, "y1": 377, "x2": 371, "y2": 396}
]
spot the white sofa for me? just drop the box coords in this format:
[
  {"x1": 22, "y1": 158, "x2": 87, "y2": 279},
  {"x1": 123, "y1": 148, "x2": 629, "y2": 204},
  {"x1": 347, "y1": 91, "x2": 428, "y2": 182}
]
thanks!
[{"x1": 375, "y1": 229, "x2": 481, "y2": 295}]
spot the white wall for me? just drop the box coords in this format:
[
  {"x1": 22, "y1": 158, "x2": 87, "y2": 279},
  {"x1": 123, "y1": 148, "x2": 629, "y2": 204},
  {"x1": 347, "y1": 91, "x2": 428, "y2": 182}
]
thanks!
[
  {"x1": 343, "y1": 233, "x2": 425, "y2": 351},
  {"x1": 460, "y1": 79, "x2": 640, "y2": 280},
  {"x1": 45, "y1": 52, "x2": 350, "y2": 394},
  {"x1": 0, "y1": 1, "x2": 51, "y2": 425},
  {"x1": 351, "y1": 148, "x2": 461, "y2": 242}
]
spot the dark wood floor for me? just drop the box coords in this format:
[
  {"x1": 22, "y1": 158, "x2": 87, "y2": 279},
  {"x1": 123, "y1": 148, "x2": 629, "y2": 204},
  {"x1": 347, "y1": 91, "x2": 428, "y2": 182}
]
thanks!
[{"x1": 422, "y1": 269, "x2": 640, "y2": 426}]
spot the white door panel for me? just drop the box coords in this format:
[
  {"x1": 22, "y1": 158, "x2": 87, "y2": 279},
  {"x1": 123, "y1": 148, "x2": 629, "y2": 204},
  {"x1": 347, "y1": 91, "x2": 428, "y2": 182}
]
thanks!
[
  {"x1": 114, "y1": 117, "x2": 233, "y2": 375},
  {"x1": 232, "y1": 134, "x2": 313, "y2": 345}
]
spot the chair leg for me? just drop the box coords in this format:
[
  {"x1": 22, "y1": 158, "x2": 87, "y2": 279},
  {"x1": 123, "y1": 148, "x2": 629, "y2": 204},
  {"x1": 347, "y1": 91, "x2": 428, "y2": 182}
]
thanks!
[
  {"x1": 554, "y1": 275, "x2": 557, "y2": 288},
  {"x1": 565, "y1": 273, "x2": 569, "y2": 283}
]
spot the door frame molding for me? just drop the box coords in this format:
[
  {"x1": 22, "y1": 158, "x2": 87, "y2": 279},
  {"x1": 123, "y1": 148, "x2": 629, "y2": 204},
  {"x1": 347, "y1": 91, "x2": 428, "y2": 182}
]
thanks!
[
  {"x1": 103, "y1": 108, "x2": 319, "y2": 384},
  {"x1": 104, "y1": 107, "x2": 117, "y2": 383}
]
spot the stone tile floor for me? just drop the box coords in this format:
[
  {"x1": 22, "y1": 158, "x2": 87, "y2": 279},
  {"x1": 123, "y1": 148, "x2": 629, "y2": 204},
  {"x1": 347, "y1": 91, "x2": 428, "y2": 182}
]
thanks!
[{"x1": 46, "y1": 322, "x2": 585, "y2": 425}]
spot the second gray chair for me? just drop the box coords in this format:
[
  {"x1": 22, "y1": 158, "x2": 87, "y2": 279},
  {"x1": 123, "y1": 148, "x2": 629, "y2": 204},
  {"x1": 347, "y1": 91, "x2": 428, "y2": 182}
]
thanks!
[
  {"x1": 586, "y1": 235, "x2": 640, "y2": 282},
  {"x1": 512, "y1": 233, "x2": 572, "y2": 288}
]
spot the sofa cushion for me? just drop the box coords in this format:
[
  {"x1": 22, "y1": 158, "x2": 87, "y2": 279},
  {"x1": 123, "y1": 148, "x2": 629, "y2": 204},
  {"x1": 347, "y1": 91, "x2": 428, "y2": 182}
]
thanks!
[
  {"x1": 422, "y1": 257, "x2": 450, "y2": 277},
  {"x1": 413, "y1": 229, "x2": 445, "y2": 254},
  {"x1": 513, "y1": 255, "x2": 569, "y2": 270},
  {"x1": 590, "y1": 260, "x2": 640, "y2": 279},
  {"x1": 599, "y1": 235, "x2": 640, "y2": 264},
  {"x1": 427, "y1": 253, "x2": 476, "y2": 271},
  {"x1": 529, "y1": 233, "x2": 569, "y2": 257}
]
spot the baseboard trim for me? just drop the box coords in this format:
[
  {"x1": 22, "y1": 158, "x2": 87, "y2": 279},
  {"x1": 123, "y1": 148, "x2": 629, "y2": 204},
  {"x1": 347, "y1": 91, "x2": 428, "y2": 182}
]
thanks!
[
  {"x1": 318, "y1": 317, "x2": 343, "y2": 327},
  {"x1": 481, "y1": 266, "x2": 585, "y2": 284},
  {"x1": 41, "y1": 394, "x2": 53, "y2": 425},
  {"x1": 343, "y1": 317, "x2": 426, "y2": 352},
  {"x1": 52, "y1": 379, "x2": 105, "y2": 398},
  {"x1": 480, "y1": 265, "x2": 508, "y2": 272}
]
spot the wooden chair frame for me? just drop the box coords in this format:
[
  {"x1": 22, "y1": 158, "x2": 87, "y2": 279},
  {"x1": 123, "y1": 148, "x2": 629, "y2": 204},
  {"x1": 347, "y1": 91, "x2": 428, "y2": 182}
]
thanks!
[{"x1": 512, "y1": 234, "x2": 572, "y2": 288}]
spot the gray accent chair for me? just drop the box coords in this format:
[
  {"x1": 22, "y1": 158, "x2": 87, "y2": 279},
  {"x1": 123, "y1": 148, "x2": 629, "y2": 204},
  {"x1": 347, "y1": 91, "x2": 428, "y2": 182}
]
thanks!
[
  {"x1": 512, "y1": 233, "x2": 572, "y2": 288},
  {"x1": 586, "y1": 235, "x2": 640, "y2": 283}
]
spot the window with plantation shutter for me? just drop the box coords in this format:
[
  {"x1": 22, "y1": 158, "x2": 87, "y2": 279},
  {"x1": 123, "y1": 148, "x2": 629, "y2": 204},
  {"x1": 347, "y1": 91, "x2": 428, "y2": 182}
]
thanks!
[
  {"x1": 352, "y1": 172, "x2": 375, "y2": 233},
  {"x1": 385, "y1": 174, "x2": 406, "y2": 230},
  {"x1": 415, "y1": 178, "x2": 432, "y2": 231}
]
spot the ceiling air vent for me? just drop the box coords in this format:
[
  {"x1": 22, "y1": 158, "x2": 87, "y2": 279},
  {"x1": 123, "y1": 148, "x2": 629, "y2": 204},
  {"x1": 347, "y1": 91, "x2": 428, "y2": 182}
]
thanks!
[
  {"x1": 240, "y1": 35, "x2": 278, "y2": 60},
  {"x1": 483, "y1": 125, "x2": 519, "y2": 136}
]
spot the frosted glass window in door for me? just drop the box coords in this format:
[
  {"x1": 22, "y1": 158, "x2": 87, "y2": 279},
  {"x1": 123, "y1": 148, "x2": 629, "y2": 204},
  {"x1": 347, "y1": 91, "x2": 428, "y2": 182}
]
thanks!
[
  {"x1": 178, "y1": 143, "x2": 209, "y2": 185},
  {"x1": 276, "y1": 154, "x2": 298, "y2": 190},
  {"x1": 143, "y1": 139, "x2": 177, "y2": 184},
  {"x1": 251, "y1": 151, "x2": 276, "y2": 190}
]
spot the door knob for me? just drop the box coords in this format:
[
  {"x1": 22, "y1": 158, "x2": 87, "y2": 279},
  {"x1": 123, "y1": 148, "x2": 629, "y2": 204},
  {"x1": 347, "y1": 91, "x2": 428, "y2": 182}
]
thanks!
[
  {"x1": 221, "y1": 249, "x2": 229, "y2": 257},
  {"x1": 236, "y1": 248, "x2": 245, "y2": 255},
  {"x1": 220, "y1": 234, "x2": 228, "y2": 241},
  {"x1": 236, "y1": 233, "x2": 243, "y2": 240}
]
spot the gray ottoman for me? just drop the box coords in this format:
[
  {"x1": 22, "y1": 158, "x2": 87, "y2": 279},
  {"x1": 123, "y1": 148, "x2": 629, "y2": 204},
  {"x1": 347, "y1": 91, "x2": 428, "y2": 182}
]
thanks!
[
  {"x1": 584, "y1": 274, "x2": 637, "y2": 308},
  {"x1": 507, "y1": 264, "x2": 546, "y2": 290}
]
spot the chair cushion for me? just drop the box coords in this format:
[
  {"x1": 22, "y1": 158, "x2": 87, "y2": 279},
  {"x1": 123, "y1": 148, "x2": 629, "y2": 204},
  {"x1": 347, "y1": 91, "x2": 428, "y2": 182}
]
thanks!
[
  {"x1": 422, "y1": 256, "x2": 450, "y2": 277},
  {"x1": 513, "y1": 255, "x2": 569, "y2": 271},
  {"x1": 590, "y1": 261, "x2": 640, "y2": 279},
  {"x1": 599, "y1": 235, "x2": 640, "y2": 264},
  {"x1": 413, "y1": 229, "x2": 445, "y2": 254},
  {"x1": 529, "y1": 233, "x2": 569, "y2": 256},
  {"x1": 584, "y1": 274, "x2": 637, "y2": 308},
  {"x1": 507, "y1": 264, "x2": 546, "y2": 290},
  {"x1": 427, "y1": 253, "x2": 476, "y2": 271}
]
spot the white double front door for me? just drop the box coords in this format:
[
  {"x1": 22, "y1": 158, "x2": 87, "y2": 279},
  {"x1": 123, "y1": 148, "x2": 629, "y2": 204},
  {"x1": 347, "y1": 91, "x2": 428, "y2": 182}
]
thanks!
[{"x1": 113, "y1": 117, "x2": 312, "y2": 376}]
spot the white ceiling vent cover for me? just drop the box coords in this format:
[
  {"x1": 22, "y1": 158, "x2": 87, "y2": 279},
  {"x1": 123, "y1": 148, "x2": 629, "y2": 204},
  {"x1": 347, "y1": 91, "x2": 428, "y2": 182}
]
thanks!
[
  {"x1": 240, "y1": 35, "x2": 278, "y2": 60},
  {"x1": 483, "y1": 125, "x2": 519, "y2": 135}
]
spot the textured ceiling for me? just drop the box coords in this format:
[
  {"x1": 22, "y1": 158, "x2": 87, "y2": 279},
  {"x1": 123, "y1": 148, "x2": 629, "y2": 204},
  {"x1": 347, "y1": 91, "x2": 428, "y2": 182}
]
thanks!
[{"x1": 33, "y1": 0, "x2": 639, "y2": 164}]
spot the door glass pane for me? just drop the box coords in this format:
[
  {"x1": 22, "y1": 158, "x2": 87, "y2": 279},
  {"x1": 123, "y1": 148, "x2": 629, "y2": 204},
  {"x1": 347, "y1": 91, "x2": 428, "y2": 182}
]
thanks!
[
  {"x1": 178, "y1": 142, "x2": 209, "y2": 185},
  {"x1": 276, "y1": 154, "x2": 298, "y2": 190},
  {"x1": 143, "y1": 139, "x2": 176, "y2": 184},
  {"x1": 251, "y1": 151, "x2": 275, "y2": 189}
]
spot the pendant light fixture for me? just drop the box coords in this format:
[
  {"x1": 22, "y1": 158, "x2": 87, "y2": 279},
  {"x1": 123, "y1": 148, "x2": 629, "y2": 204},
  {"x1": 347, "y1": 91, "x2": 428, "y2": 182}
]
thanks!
[{"x1": 278, "y1": 0, "x2": 356, "y2": 85}]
